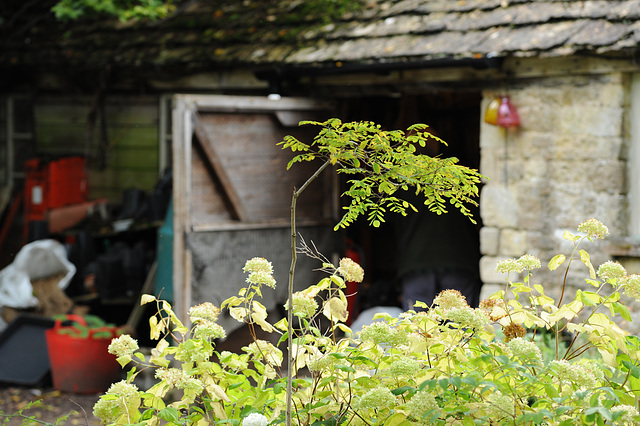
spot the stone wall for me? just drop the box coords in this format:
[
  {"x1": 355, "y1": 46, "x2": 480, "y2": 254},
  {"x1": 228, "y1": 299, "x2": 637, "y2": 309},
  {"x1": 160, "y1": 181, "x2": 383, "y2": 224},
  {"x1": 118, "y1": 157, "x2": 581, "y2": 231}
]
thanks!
[{"x1": 478, "y1": 73, "x2": 631, "y2": 310}]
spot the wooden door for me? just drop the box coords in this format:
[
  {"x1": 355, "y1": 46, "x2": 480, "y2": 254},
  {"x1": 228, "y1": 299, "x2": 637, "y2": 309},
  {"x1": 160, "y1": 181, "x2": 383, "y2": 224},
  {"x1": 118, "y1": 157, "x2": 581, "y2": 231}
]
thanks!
[{"x1": 172, "y1": 95, "x2": 336, "y2": 328}]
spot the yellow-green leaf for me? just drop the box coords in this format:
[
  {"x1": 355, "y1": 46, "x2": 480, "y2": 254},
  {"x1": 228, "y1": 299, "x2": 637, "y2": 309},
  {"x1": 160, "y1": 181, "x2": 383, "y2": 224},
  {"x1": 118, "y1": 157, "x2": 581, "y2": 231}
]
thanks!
[
  {"x1": 274, "y1": 317, "x2": 288, "y2": 331},
  {"x1": 563, "y1": 230, "x2": 581, "y2": 242},
  {"x1": 323, "y1": 296, "x2": 349, "y2": 322},
  {"x1": 140, "y1": 294, "x2": 156, "y2": 305},
  {"x1": 548, "y1": 254, "x2": 566, "y2": 271},
  {"x1": 384, "y1": 412, "x2": 409, "y2": 426},
  {"x1": 579, "y1": 249, "x2": 596, "y2": 279}
]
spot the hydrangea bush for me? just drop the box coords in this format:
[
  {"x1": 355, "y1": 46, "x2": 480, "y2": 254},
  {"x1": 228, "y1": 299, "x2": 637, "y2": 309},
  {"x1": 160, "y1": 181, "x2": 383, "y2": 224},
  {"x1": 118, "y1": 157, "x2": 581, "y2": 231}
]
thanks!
[{"x1": 94, "y1": 218, "x2": 640, "y2": 425}]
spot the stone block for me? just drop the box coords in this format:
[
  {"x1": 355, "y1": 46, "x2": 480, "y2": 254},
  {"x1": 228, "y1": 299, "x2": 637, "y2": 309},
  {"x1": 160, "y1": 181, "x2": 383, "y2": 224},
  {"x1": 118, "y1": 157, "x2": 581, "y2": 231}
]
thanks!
[
  {"x1": 480, "y1": 255, "x2": 509, "y2": 284},
  {"x1": 479, "y1": 147, "x2": 500, "y2": 182},
  {"x1": 480, "y1": 227, "x2": 500, "y2": 255},
  {"x1": 479, "y1": 283, "x2": 502, "y2": 301},
  {"x1": 499, "y1": 228, "x2": 528, "y2": 256},
  {"x1": 480, "y1": 185, "x2": 518, "y2": 228},
  {"x1": 559, "y1": 105, "x2": 623, "y2": 137}
]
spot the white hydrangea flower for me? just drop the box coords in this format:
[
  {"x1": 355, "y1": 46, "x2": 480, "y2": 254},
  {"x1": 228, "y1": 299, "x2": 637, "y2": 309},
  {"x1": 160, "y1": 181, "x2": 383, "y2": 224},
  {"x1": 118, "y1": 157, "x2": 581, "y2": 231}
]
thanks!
[
  {"x1": 242, "y1": 412, "x2": 268, "y2": 426},
  {"x1": 507, "y1": 337, "x2": 543, "y2": 367},
  {"x1": 621, "y1": 274, "x2": 640, "y2": 301},
  {"x1": 577, "y1": 218, "x2": 609, "y2": 239},
  {"x1": 338, "y1": 257, "x2": 364, "y2": 283},
  {"x1": 108, "y1": 334, "x2": 139, "y2": 357},
  {"x1": 597, "y1": 260, "x2": 626, "y2": 280}
]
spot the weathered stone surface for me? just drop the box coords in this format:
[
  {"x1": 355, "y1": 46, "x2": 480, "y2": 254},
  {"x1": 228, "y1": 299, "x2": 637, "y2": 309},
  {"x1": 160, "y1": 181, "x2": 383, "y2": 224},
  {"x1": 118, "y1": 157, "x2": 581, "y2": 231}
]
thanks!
[
  {"x1": 477, "y1": 69, "x2": 640, "y2": 331},
  {"x1": 480, "y1": 255, "x2": 509, "y2": 284},
  {"x1": 479, "y1": 185, "x2": 519, "y2": 228},
  {"x1": 480, "y1": 227, "x2": 500, "y2": 256},
  {"x1": 500, "y1": 229, "x2": 528, "y2": 257}
]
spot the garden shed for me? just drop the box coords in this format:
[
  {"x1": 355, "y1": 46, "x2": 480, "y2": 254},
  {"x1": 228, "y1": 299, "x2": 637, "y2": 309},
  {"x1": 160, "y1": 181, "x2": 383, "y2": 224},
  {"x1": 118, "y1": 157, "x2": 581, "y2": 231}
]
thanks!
[{"x1": 2, "y1": 0, "x2": 640, "y2": 330}]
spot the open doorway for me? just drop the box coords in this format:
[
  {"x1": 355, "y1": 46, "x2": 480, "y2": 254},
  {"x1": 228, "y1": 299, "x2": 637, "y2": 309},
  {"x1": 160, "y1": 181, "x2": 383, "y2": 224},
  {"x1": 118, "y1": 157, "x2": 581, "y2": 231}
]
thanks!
[{"x1": 337, "y1": 90, "x2": 482, "y2": 315}]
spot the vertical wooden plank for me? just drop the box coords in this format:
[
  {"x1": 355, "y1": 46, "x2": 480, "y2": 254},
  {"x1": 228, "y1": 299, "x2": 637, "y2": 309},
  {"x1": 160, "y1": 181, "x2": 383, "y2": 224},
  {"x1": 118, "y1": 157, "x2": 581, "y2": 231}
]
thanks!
[
  {"x1": 192, "y1": 113, "x2": 249, "y2": 222},
  {"x1": 172, "y1": 97, "x2": 192, "y2": 324}
]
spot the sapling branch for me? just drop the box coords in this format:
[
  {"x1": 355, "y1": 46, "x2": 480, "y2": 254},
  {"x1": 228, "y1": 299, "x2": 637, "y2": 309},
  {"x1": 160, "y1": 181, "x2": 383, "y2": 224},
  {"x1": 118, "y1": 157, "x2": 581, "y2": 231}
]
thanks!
[{"x1": 286, "y1": 159, "x2": 331, "y2": 426}]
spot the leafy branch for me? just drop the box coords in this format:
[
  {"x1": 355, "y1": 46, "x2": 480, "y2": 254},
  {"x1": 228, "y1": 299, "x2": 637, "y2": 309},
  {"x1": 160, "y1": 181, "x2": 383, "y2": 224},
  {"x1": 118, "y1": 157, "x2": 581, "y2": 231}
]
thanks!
[
  {"x1": 279, "y1": 118, "x2": 483, "y2": 231},
  {"x1": 278, "y1": 118, "x2": 482, "y2": 425}
]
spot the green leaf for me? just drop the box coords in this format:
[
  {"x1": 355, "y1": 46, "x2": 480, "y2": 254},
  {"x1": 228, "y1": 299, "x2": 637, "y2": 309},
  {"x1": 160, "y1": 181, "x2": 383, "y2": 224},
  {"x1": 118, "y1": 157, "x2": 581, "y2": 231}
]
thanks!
[
  {"x1": 140, "y1": 409, "x2": 154, "y2": 421},
  {"x1": 158, "y1": 407, "x2": 180, "y2": 422},
  {"x1": 391, "y1": 386, "x2": 414, "y2": 396},
  {"x1": 612, "y1": 302, "x2": 633, "y2": 322},
  {"x1": 448, "y1": 376, "x2": 462, "y2": 388},
  {"x1": 544, "y1": 383, "x2": 560, "y2": 398},
  {"x1": 576, "y1": 290, "x2": 602, "y2": 306},
  {"x1": 335, "y1": 365, "x2": 355, "y2": 373},
  {"x1": 310, "y1": 418, "x2": 338, "y2": 426},
  {"x1": 585, "y1": 406, "x2": 612, "y2": 422}
]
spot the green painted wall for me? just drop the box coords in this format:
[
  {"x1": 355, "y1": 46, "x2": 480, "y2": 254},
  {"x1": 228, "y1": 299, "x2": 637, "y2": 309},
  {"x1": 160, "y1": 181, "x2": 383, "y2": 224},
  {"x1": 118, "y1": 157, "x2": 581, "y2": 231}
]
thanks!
[{"x1": 34, "y1": 96, "x2": 159, "y2": 202}]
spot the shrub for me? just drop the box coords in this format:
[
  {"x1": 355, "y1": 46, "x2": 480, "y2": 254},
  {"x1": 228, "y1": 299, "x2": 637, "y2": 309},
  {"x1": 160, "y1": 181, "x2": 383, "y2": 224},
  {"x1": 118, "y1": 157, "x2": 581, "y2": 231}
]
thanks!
[{"x1": 94, "y1": 218, "x2": 640, "y2": 425}]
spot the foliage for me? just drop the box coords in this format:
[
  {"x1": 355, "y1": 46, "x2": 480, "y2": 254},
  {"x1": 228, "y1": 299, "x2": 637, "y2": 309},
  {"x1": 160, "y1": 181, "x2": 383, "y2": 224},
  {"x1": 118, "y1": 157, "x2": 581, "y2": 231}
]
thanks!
[
  {"x1": 284, "y1": 0, "x2": 363, "y2": 25},
  {"x1": 93, "y1": 218, "x2": 640, "y2": 425},
  {"x1": 0, "y1": 399, "x2": 75, "y2": 425},
  {"x1": 51, "y1": 0, "x2": 177, "y2": 22},
  {"x1": 279, "y1": 119, "x2": 483, "y2": 230},
  {"x1": 52, "y1": 314, "x2": 123, "y2": 339}
]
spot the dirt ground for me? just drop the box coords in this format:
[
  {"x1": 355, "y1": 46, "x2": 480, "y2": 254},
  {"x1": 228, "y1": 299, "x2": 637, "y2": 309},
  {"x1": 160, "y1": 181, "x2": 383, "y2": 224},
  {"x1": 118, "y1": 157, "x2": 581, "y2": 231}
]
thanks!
[{"x1": 0, "y1": 385, "x2": 102, "y2": 425}]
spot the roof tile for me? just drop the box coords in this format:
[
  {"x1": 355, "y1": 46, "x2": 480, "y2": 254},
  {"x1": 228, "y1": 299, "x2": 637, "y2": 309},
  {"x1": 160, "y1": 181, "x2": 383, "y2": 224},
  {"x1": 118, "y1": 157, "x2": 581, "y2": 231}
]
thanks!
[{"x1": 1, "y1": 0, "x2": 640, "y2": 73}]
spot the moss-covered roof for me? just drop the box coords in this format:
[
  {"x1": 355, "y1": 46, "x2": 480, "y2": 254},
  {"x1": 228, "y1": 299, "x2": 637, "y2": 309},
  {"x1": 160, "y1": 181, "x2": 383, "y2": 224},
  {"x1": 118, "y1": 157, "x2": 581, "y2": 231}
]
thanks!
[{"x1": 1, "y1": 0, "x2": 640, "y2": 81}]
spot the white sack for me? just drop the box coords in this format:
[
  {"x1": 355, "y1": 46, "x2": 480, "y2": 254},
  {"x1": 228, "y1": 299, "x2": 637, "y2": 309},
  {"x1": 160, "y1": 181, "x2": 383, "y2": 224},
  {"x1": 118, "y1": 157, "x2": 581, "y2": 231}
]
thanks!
[{"x1": 0, "y1": 239, "x2": 76, "y2": 310}]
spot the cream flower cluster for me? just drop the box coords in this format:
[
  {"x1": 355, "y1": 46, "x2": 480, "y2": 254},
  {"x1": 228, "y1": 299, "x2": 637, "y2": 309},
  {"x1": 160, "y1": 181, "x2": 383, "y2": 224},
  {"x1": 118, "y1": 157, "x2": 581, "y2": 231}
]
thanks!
[
  {"x1": 496, "y1": 254, "x2": 542, "y2": 275},
  {"x1": 577, "y1": 217, "x2": 610, "y2": 239},
  {"x1": 611, "y1": 405, "x2": 640, "y2": 425},
  {"x1": 551, "y1": 360, "x2": 602, "y2": 390},
  {"x1": 189, "y1": 302, "x2": 221, "y2": 323},
  {"x1": 486, "y1": 391, "x2": 514, "y2": 419},
  {"x1": 189, "y1": 302, "x2": 226, "y2": 339},
  {"x1": 433, "y1": 289, "x2": 468, "y2": 311},
  {"x1": 108, "y1": 334, "x2": 139, "y2": 357},
  {"x1": 155, "y1": 367, "x2": 204, "y2": 393},
  {"x1": 507, "y1": 337, "x2": 543, "y2": 367},
  {"x1": 285, "y1": 292, "x2": 319, "y2": 318},
  {"x1": 242, "y1": 413, "x2": 268, "y2": 426},
  {"x1": 338, "y1": 257, "x2": 365, "y2": 283},
  {"x1": 243, "y1": 257, "x2": 276, "y2": 288},
  {"x1": 621, "y1": 274, "x2": 640, "y2": 300},
  {"x1": 353, "y1": 387, "x2": 396, "y2": 411},
  {"x1": 389, "y1": 356, "x2": 421, "y2": 376},
  {"x1": 92, "y1": 381, "x2": 140, "y2": 423},
  {"x1": 359, "y1": 321, "x2": 408, "y2": 347},
  {"x1": 407, "y1": 390, "x2": 438, "y2": 418},
  {"x1": 444, "y1": 306, "x2": 489, "y2": 330},
  {"x1": 597, "y1": 260, "x2": 626, "y2": 281}
]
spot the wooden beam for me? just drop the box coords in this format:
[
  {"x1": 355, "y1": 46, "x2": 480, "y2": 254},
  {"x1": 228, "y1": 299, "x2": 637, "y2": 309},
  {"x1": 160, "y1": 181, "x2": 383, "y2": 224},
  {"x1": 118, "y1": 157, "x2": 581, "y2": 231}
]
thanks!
[
  {"x1": 192, "y1": 112, "x2": 249, "y2": 222},
  {"x1": 172, "y1": 98, "x2": 192, "y2": 324}
]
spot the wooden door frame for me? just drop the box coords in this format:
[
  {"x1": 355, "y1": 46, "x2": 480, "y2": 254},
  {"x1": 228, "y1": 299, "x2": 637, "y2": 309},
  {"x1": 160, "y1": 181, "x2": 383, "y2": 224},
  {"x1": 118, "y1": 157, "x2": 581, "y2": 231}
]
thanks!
[{"x1": 171, "y1": 94, "x2": 334, "y2": 322}]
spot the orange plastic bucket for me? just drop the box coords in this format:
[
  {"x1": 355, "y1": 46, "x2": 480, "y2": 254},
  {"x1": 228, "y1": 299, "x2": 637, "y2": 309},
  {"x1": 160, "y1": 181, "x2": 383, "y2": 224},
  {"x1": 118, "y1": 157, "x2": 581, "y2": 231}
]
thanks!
[{"x1": 45, "y1": 315, "x2": 122, "y2": 394}]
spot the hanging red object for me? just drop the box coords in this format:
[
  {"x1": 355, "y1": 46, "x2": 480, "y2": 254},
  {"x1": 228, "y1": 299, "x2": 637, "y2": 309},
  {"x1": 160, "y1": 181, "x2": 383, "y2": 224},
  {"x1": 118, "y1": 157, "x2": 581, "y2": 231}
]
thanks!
[{"x1": 496, "y1": 95, "x2": 520, "y2": 128}]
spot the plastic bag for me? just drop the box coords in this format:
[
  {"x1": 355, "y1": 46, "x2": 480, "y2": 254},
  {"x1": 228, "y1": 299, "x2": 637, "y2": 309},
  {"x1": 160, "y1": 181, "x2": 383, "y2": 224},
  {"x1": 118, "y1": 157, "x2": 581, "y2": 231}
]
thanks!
[{"x1": 0, "y1": 239, "x2": 76, "y2": 310}]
